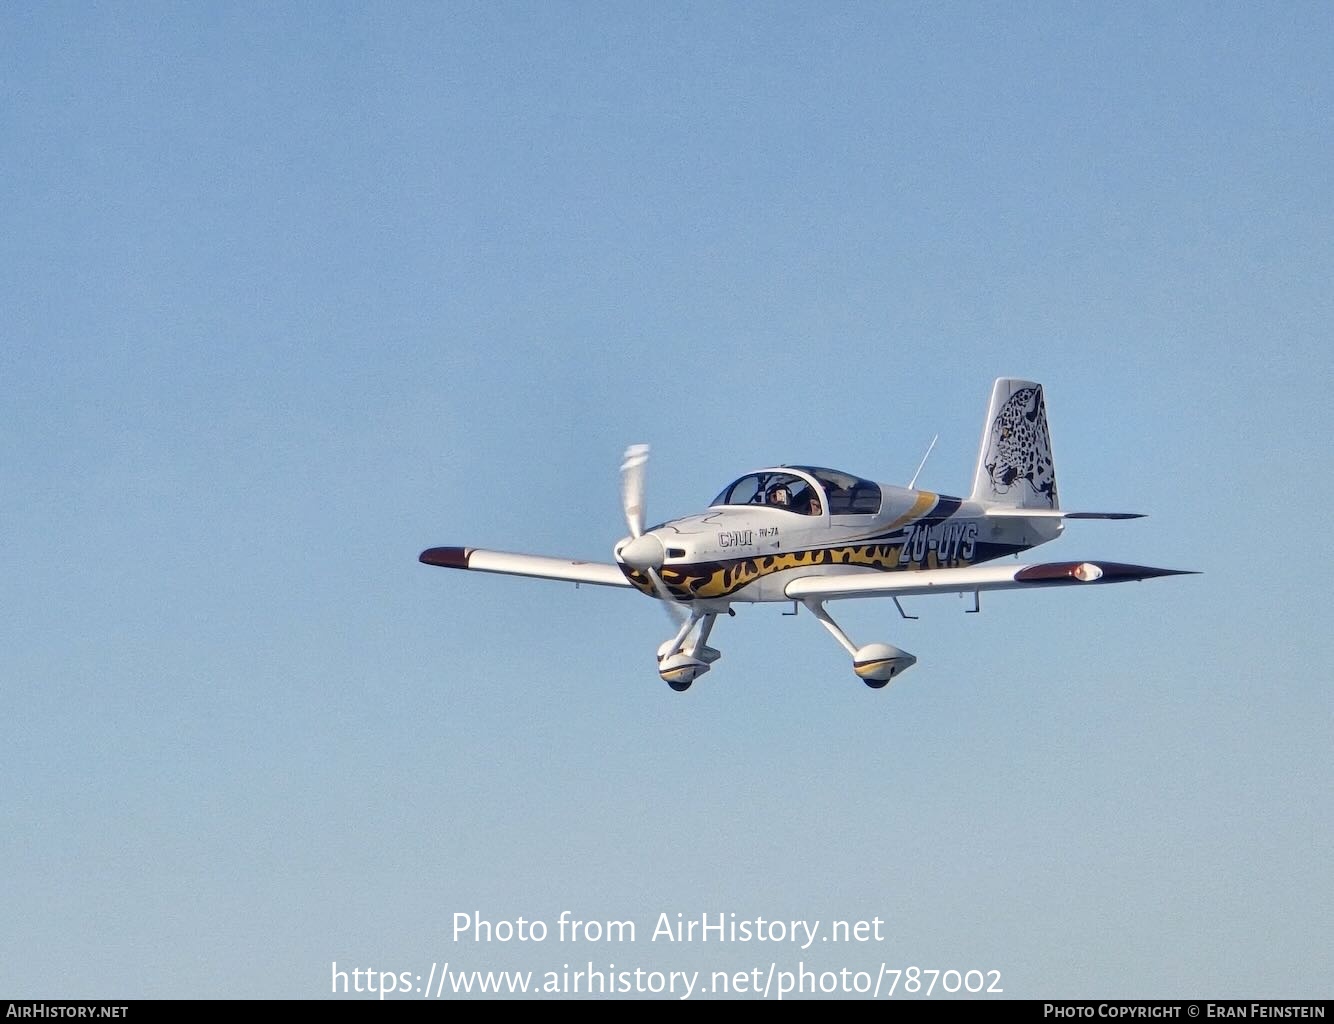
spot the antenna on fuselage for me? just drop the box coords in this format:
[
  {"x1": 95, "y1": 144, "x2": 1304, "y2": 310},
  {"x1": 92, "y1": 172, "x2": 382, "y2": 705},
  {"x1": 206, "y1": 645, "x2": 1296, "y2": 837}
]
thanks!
[{"x1": 907, "y1": 434, "x2": 938, "y2": 490}]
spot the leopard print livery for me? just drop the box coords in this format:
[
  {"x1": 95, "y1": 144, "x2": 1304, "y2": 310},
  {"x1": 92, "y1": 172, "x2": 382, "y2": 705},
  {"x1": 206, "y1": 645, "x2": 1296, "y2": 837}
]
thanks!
[{"x1": 983, "y1": 385, "x2": 1057, "y2": 507}]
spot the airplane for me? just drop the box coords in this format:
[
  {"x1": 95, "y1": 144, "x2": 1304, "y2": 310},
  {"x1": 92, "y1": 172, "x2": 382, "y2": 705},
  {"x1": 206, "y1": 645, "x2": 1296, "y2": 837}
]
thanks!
[{"x1": 420, "y1": 378, "x2": 1194, "y2": 692}]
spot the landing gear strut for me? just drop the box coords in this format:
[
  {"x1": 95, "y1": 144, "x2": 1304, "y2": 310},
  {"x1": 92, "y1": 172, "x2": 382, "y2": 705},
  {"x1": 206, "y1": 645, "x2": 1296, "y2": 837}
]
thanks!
[{"x1": 804, "y1": 600, "x2": 916, "y2": 687}]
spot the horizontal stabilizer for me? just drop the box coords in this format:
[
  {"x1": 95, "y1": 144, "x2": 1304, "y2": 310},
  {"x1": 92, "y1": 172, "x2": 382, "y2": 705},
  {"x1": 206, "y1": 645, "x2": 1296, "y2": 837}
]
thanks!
[
  {"x1": 785, "y1": 560, "x2": 1196, "y2": 603},
  {"x1": 984, "y1": 507, "x2": 1066, "y2": 519},
  {"x1": 983, "y1": 508, "x2": 1145, "y2": 520},
  {"x1": 420, "y1": 546, "x2": 632, "y2": 589}
]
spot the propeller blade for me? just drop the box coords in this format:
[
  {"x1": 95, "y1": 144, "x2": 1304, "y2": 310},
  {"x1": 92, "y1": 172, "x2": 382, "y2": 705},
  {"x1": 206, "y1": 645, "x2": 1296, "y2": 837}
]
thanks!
[
  {"x1": 647, "y1": 568, "x2": 687, "y2": 627},
  {"x1": 616, "y1": 445, "x2": 683, "y2": 629},
  {"x1": 620, "y1": 443, "x2": 649, "y2": 538},
  {"x1": 619, "y1": 443, "x2": 684, "y2": 625}
]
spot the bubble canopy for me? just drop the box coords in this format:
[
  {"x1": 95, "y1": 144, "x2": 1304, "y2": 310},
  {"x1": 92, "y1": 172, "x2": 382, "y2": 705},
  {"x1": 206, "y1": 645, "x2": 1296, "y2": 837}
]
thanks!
[{"x1": 710, "y1": 466, "x2": 882, "y2": 516}]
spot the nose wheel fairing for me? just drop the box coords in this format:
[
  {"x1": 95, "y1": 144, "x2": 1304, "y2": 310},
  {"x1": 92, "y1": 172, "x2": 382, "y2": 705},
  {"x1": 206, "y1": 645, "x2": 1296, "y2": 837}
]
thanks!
[{"x1": 655, "y1": 611, "x2": 720, "y2": 690}]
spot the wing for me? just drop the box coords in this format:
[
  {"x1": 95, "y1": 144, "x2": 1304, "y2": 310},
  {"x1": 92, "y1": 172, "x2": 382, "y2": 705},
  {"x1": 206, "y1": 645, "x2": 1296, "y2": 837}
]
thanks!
[
  {"x1": 419, "y1": 546, "x2": 633, "y2": 589},
  {"x1": 785, "y1": 560, "x2": 1195, "y2": 602}
]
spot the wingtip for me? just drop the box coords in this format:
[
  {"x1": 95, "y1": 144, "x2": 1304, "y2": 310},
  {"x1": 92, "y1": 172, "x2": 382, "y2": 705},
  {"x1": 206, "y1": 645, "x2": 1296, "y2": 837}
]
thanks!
[
  {"x1": 420, "y1": 546, "x2": 471, "y2": 568},
  {"x1": 1015, "y1": 561, "x2": 1199, "y2": 583},
  {"x1": 1103, "y1": 563, "x2": 1199, "y2": 580}
]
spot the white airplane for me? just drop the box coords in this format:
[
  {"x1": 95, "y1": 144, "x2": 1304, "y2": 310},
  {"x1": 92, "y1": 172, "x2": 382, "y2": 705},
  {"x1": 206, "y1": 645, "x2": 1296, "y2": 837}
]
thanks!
[{"x1": 421, "y1": 378, "x2": 1193, "y2": 691}]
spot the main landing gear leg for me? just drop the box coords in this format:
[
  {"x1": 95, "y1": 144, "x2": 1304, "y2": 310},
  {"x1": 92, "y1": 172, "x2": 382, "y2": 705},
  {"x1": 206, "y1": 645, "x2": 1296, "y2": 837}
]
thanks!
[{"x1": 803, "y1": 600, "x2": 917, "y2": 689}]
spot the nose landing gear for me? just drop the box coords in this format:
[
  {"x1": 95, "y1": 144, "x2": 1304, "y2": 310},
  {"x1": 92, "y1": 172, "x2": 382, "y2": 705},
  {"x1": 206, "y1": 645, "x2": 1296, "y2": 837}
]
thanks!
[{"x1": 655, "y1": 610, "x2": 721, "y2": 692}]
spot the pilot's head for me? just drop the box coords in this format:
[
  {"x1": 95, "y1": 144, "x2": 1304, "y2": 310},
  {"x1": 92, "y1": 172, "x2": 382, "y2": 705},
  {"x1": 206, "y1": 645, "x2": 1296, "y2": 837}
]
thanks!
[{"x1": 768, "y1": 485, "x2": 789, "y2": 507}]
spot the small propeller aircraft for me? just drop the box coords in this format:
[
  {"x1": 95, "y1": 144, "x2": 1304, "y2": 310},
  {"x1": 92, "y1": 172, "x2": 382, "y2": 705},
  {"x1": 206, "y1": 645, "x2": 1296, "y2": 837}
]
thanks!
[{"x1": 421, "y1": 378, "x2": 1193, "y2": 691}]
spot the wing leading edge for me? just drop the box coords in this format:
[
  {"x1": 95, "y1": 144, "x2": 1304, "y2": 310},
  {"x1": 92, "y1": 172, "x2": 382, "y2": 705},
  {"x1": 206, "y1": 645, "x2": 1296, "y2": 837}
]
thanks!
[
  {"x1": 785, "y1": 560, "x2": 1196, "y2": 602},
  {"x1": 419, "y1": 546, "x2": 632, "y2": 589}
]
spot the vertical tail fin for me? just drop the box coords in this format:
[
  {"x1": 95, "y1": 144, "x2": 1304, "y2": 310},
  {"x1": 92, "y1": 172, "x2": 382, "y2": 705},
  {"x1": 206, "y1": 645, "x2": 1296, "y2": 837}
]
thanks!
[{"x1": 969, "y1": 378, "x2": 1059, "y2": 509}]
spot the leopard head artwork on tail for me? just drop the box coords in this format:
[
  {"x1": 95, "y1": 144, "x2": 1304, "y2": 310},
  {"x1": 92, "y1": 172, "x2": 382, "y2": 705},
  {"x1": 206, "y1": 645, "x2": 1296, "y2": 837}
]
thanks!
[{"x1": 981, "y1": 384, "x2": 1058, "y2": 507}]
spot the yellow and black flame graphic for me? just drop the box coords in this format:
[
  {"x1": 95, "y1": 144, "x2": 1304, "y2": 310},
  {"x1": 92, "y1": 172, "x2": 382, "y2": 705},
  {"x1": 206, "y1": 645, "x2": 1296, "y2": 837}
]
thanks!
[{"x1": 623, "y1": 537, "x2": 1017, "y2": 601}]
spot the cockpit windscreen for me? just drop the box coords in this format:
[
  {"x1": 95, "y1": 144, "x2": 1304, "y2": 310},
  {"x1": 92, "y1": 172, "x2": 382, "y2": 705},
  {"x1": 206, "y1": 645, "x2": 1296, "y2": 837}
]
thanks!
[
  {"x1": 711, "y1": 471, "x2": 823, "y2": 516},
  {"x1": 710, "y1": 467, "x2": 882, "y2": 516}
]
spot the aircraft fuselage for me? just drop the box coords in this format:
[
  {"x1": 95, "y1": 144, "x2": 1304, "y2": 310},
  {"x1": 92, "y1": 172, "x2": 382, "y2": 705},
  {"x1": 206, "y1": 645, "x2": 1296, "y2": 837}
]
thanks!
[{"x1": 617, "y1": 477, "x2": 1063, "y2": 606}]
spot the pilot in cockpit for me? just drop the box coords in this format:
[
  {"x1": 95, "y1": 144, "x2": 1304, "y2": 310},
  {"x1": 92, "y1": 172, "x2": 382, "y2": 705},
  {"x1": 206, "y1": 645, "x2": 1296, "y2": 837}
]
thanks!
[{"x1": 767, "y1": 482, "x2": 822, "y2": 516}]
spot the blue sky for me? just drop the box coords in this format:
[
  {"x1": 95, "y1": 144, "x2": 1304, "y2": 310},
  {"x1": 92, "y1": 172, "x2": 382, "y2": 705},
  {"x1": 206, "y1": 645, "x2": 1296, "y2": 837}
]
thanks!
[{"x1": 3, "y1": 2, "x2": 1330, "y2": 999}]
